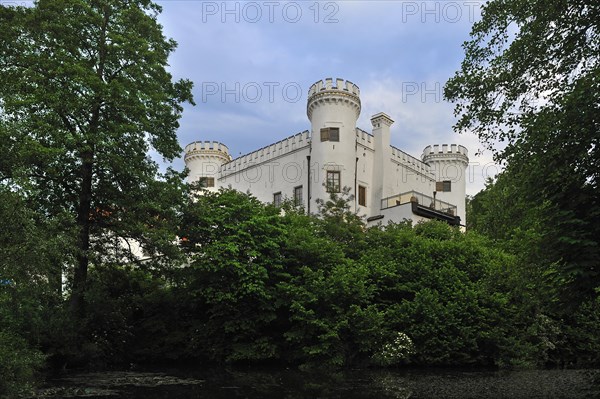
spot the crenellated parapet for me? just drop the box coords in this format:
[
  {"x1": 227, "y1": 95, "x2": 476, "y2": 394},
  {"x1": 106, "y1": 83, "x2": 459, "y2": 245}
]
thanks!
[
  {"x1": 307, "y1": 78, "x2": 361, "y2": 120},
  {"x1": 422, "y1": 144, "x2": 469, "y2": 166},
  {"x1": 184, "y1": 140, "x2": 232, "y2": 164},
  {"x1": 392, "y1": 146, "x2": 435, "y2": 177},
  {"x1": 356, "y1": 128, "x2": 374, "y2": 150},
  {"x1": 220, "y1": 131, "x2": 310, "y2": 177},
  {"x1": 308, "y1": 78, "x2": 360, "y2": 97}
]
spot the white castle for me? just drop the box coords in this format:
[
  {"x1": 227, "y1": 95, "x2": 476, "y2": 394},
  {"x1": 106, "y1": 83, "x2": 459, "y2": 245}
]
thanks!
[{"x1": 184, "y1": 78, "x2": 469, "y2": 227}]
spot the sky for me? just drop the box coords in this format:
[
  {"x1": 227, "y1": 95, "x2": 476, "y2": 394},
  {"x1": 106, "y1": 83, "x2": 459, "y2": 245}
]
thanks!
[{"x1": 155, "y1": 0, "x2": 501, "y2": 196}]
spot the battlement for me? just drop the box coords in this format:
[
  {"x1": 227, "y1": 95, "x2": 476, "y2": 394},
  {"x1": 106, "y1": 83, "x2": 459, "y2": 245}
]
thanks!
[
  {"x1": 391, "y1": 145, "x2": 434, "y2": 177},
  {"x1": 423, "y1": 144, "x2": 468, "y2": 156},
  {"x1": 422, "y1": 144, "x2": 469, "y2": 165},
  {"x1": 356, "y1": 128, "x2": 374, "y2": 150},
  {"x1": 307, "y1": 78, "x2": 361, "y2": 120},
  {"x1": 184, "y1": 141, "x2": 232, "y2": 163},
  {"x1": 220, "y1": 131, "x2": 310, "y2": 177},
  {"x1": 185, "y1": 141, "x2": 230, "y2": 155},
  {"x1": 308, "y1": 78, "x2": 360, "y2": 98}
]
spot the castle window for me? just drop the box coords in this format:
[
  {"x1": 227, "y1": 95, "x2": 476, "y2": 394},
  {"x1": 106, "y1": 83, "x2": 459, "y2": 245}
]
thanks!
[
  {"x1": 294, "y1": 186, "x2": 303, "y2": 206},
  {"x1": 329, "y1": 128, "x2": 339, "y2": 142},
  {"x1": 320, "y1": 127, "x2": 340, "y2": 142},
  {"x1": 199, "y1": 177, "x2": 215, "y2": 188},
  {"x1": 358, "y1": 185, "x2": 366, "y2": 206},
  {"x1": 326, "y1": 171, "x2": 341, "y2": 193},
  {"x1": 436, "y1": 180, "x2": 451, "y2": 192},
  {"x1": 273, "y1": 192, "x2": 282, "y2": 207}
]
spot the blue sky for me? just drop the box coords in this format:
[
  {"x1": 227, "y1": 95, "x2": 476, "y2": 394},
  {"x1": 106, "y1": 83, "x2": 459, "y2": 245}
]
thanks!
[{"x1": 156, "y1": 1, "x2": 499, "y2": 195}]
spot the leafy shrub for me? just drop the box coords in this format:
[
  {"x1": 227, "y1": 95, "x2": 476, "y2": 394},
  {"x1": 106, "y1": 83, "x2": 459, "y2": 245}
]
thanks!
[{"x1": 0, "y1": 330, "x2": 44, "y2": 398}]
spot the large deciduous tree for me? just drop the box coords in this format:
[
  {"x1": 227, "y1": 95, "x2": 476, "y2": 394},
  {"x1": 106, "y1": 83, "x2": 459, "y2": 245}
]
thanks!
[
  {"x1": 0, "y1": 0, "x2": 194, "y2": 316},
  {"x1": 445, "y1": 0, "x2": 599, "y2": 304}
]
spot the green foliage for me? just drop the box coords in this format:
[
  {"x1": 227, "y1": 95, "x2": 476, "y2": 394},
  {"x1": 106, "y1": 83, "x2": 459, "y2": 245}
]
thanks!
[
  {"x1": 3, "y1": 180, "x2": 597, "y2": 373},
  {"x1": 560, "y1": 295, "x2": 600, "y2": 367},
  {"x1": 179, "y1": 188, "x2": 285, "y2": 363},
  {"x1": 447, "y1": 0, "x2": 600, "y2": 366},
  {"x1": 0, "y1": 331, "x2": 45, "y2": 398},
  {"x1": 315, "y1": 187, "x2": 366, "y2": 259},
  {"x1": 445, "y1": 0, "x2": 599, "y2": 306},
  {"x1": 0, "y1": 1, "x2": 194, "y2": 389},
  {"x1": 445, "y1": 0, "x2": 598, "y2": 149},
  {"x1": 1, "y1": 0, "x2": 598, "y2": 380},
  {"x1": 0, "y1": 187, "x2": 60, "y2": 392},
  {"x1": 362, "y1": 221, "x2": 521, "y2": 366},
  {"x1": 0, "y1": 0, "x2": 194, "y2": 316},
  {"x1": 174, "y1": 191, "x2": 540, "y2": 368}
]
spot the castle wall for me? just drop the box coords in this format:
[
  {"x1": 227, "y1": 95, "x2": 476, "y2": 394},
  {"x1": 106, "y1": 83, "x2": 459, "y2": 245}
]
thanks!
[
  {"x1": 219, "y1": 131, "x2": 310, "y2": 178},
  {"x1": 217, "y1": 131, "x2": 311, "y2": 206},
  {"x1": 356, "y1": 129, "x2": 376, "y2": 217},
  {"x1": 389, "y1": 147, "x2": 436, "y2": 201},
  {"x1": 379, "y1": 202, "x2": 430, "y2": 226}
]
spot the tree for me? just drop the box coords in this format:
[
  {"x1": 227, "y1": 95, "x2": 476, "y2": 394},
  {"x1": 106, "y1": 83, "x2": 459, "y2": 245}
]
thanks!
[
  {"x1": 315, "y1": 187, "x2": 366, "y2": 260},
  {"x1": 445, "y1": 0, "x2": 599, "y2": 304},
  {"x1": 179, "y1": 188, "x2": 286, "y2": 362},
  {"x1": 0, "y1": 187, "x2": 59, "y2": 394},
  {"x1": 0, "y1": 0, "x2": 194, "y2": 316},
  {"x1": 361, "y1": 221, "x2": 551, "y2": 367}
]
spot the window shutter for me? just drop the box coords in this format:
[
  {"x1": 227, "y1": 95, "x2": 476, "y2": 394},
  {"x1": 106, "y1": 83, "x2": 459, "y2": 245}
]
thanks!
[
  {"x1": 358, "y1": 186, "x2": 366, "y2": 206},
  {"x1": 436, "y1": 181, "x2": 444, "y2": 192},
  {"x1": 329, "y1": 128, "x2": 340, "y2": 142},
  {"x1": 320, "y1": 128, "x2": 329, "y2": 142}
]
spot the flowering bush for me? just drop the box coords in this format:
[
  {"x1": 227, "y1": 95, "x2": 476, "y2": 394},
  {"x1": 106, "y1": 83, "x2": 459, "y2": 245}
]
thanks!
[{"x1": 372, "y1": 332, "x2": 416, "y2": 366}]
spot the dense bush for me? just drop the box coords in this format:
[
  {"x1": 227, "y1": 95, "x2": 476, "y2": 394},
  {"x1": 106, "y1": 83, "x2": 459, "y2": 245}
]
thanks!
[
  {"x1": 0, "y1": 187, "x2": 60, "y2": 393},
  {"x1": 3, "y1": 186, "x2": 599, "y2": 395},
  {"x1": 59, "y1": 188, "x2": 596, "y2": 370},
  {"x1": 167, "y1": 189, "x2": 540, "y2": 368},
  {"x1": 0, "y1": 330, "x2": 44, "y2": 398}
]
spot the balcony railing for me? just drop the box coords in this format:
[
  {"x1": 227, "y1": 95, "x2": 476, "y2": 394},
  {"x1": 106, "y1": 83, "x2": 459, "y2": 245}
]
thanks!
[{"x1": 381, "y1": 190, "x2": 457, "y2": 216}]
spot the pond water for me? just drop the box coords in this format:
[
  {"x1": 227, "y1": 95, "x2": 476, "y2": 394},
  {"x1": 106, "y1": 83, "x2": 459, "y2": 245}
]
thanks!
[{"x1": 38, "y1": 367, "x2": 600, "y2": 398}]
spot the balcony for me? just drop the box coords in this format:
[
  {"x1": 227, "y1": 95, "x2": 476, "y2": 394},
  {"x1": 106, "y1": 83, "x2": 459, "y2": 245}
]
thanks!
[{"x1": 380, "y1": 191, "x2": 460, "y2": 226}]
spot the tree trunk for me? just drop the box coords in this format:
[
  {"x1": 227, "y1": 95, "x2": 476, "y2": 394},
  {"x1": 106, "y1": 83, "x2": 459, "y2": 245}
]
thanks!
[
  {"x1": 68, "y1": 5, "x2": 108, "y2": 317},
  {"x1": 69, "y1": 150, "x2": 94, "y2": 316}
]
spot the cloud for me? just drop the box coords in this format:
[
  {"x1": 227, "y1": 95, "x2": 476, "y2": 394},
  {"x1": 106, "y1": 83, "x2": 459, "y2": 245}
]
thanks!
[{"x1": 156, "y1": 0, "x2": 492, "y2": 194}]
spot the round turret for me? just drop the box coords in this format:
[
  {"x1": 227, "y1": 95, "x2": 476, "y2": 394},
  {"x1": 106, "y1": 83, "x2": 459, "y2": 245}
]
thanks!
[
  {"x1": 422, "y1": 144, "x2": 469, "y2": 225},
  {"x1": 184, "y1": 141, "x2": 231, "y2": 189},
  {"x1": 307, "y1": 78, "x2": 361, "y2": 121},
  {"x1": 422, "y1": 144, "x2": 468, "y2": 166},
  {"x1": 307, "y1": 78, "x2": 361, "y2": 212}
]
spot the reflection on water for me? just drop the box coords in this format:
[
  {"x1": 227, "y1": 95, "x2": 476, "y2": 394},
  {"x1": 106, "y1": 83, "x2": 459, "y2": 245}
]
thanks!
[{"x1": 41, "y1": 367, "x2": 600, "y2": 399}]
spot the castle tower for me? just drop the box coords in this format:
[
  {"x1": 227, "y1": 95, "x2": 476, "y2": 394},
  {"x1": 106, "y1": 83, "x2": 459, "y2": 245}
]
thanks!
[
  {"x1": 371, "y1": 112, "x2": 394, "y2": 210},
  {"x1": 184, "y1": 141, "x2": 232, "y2": 191},
  {"x1": 422, "y1": 144, "x2": 469, "y2": 225},
  {"x1": 307, "y1": 78, "x2": 361, "y2": 212}
]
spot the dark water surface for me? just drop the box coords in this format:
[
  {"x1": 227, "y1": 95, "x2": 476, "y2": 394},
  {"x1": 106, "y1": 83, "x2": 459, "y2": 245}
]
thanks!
[{"x1": 39, "y1": 367, "x2": 600, "y2": 398}]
